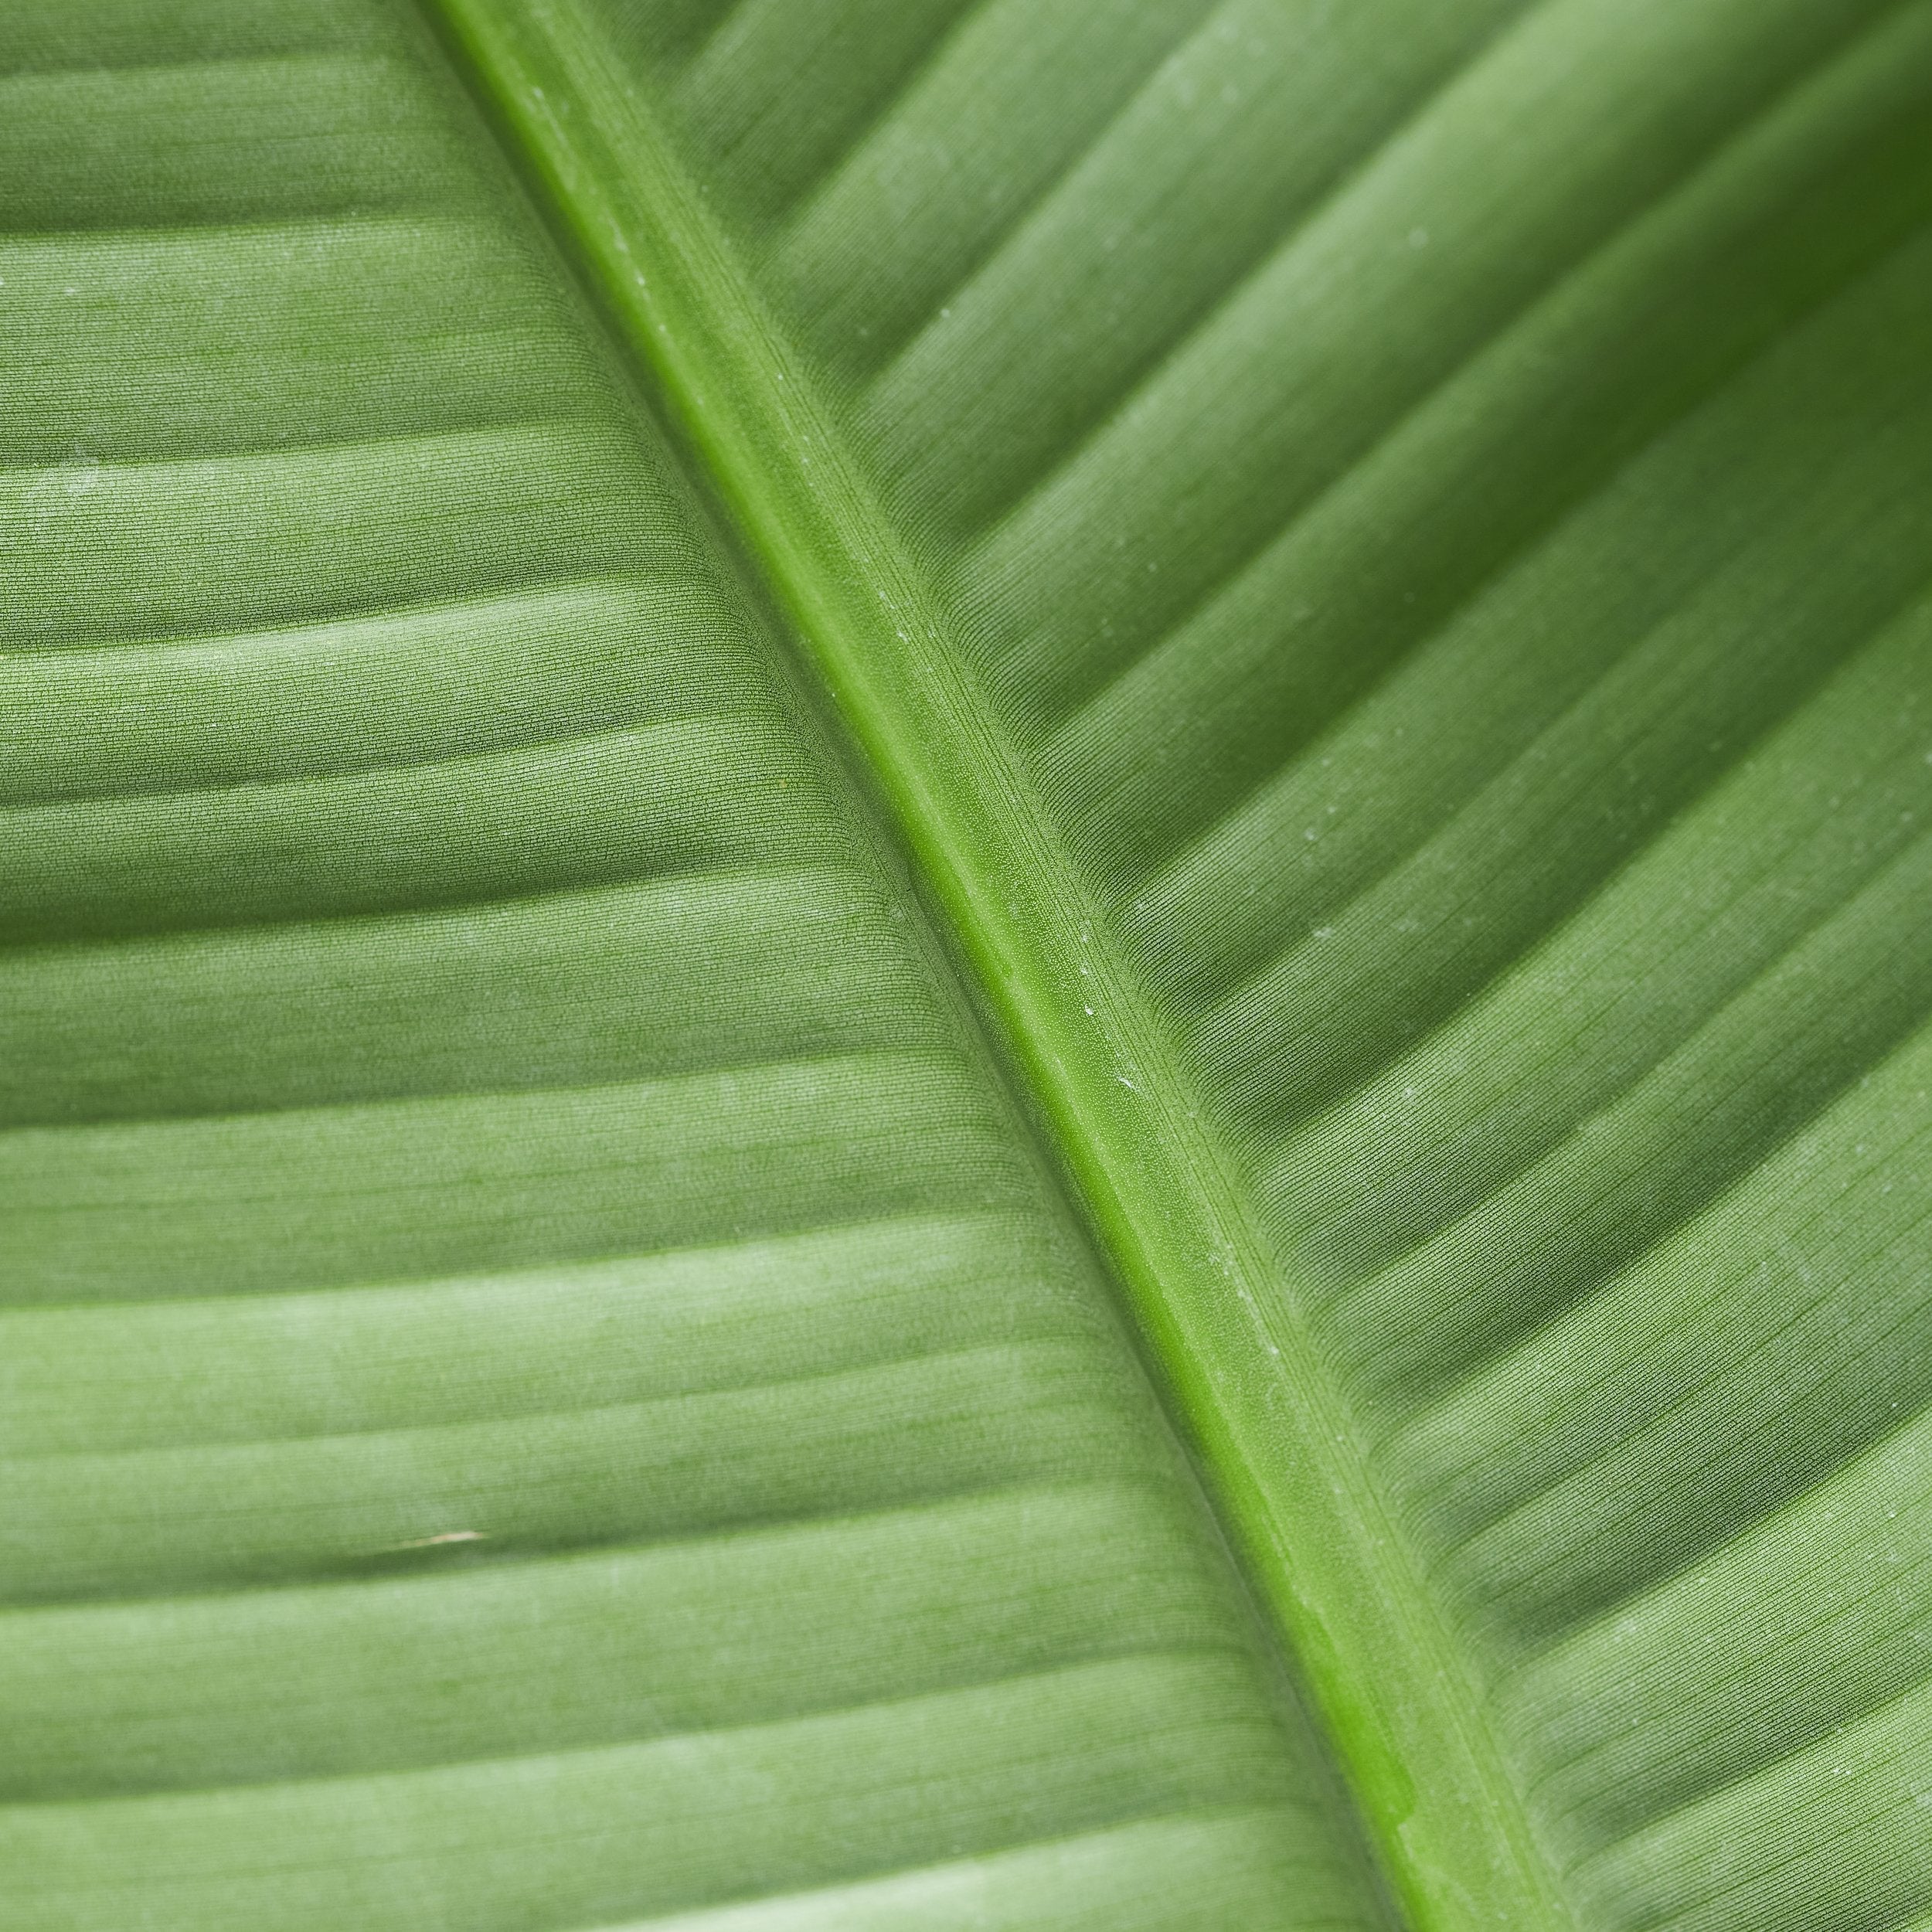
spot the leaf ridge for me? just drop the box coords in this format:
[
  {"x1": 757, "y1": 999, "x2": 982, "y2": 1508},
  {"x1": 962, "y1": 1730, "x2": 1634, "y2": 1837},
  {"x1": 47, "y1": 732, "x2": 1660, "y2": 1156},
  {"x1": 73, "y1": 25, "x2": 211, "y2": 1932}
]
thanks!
[{"x1": 424, "y1": 3, "x2": 1583, "y2": 1925}]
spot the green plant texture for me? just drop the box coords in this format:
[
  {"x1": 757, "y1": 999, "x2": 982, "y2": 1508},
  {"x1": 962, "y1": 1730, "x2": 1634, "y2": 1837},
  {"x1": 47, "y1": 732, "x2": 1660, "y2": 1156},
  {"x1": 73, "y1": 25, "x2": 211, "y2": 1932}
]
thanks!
[{"x1": 7, "y1": 2, "x2": 1932, "y2": 1927}]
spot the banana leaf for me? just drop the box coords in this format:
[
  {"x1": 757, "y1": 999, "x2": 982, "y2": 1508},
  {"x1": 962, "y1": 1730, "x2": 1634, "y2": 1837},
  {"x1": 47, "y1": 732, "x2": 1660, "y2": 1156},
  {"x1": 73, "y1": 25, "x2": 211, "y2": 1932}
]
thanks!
[{"x1": 6, "y1": 2, "x2": 1932, "y2": 1927}]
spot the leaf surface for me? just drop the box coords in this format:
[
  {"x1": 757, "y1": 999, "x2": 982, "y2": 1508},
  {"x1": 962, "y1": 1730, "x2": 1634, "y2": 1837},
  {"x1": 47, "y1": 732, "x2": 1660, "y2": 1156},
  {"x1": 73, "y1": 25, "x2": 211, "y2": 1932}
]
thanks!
[{"x1": 9, "y1": 2, "x2": 1932, "y2": 1929}]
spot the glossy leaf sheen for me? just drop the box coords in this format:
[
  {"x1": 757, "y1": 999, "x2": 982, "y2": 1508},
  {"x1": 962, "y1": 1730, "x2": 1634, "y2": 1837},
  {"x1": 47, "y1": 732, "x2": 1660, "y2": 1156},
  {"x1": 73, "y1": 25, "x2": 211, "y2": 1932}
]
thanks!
[{"x1": 5, "y1": 2, "x2": 1931, "y2": 1930}]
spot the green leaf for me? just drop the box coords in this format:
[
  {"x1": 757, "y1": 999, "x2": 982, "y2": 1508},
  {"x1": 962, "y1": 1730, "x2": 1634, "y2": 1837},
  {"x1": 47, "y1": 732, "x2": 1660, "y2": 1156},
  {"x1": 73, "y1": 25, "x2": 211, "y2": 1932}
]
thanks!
[{"x1": 7, "y1": 2, "x2": 1932, "y2": 1930}]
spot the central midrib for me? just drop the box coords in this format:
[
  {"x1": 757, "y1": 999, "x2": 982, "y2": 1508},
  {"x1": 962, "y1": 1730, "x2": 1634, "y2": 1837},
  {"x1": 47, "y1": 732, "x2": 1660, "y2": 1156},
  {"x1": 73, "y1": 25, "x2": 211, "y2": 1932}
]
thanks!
[{"x1": 420, "y1": 3, "x2": 1579, "y2": 1925}]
